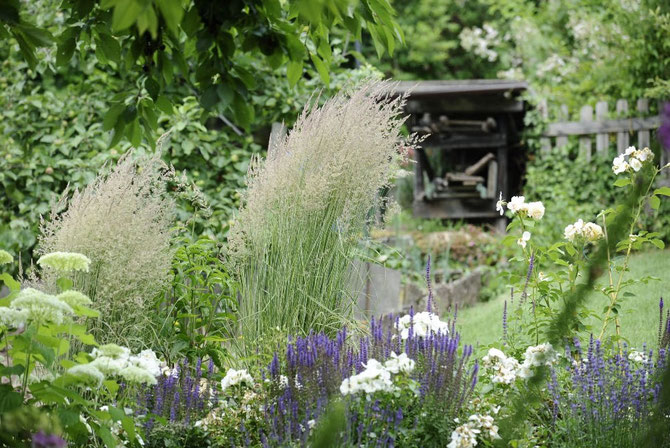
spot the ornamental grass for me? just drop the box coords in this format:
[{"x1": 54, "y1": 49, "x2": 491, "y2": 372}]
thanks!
[
  {"x1": 37, "y1": 150, "x2": 176, "y2": 348},
  {"x1": 229, "y1": 81, "x2": 414, "y2": 344}
]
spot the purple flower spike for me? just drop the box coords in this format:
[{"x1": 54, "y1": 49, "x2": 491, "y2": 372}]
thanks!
[{"x1": 32, "y1": 432, "x2": 67, "y2": 448}]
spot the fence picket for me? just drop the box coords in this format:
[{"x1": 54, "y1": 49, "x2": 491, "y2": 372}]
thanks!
[
  {"x1": 539, "y1": 100, "x2": 551, "y2": 153},
  {"x1": 556, "y1": 104, "x2": 569, "y2": 148},
  {"x1": 595, "y1": 101, "x2": 608, "y2": 153},
  {"x1": 616, "y1": 99, "x2": 629, "y2": 154},
  {"x1": 637, "y1": 99, "x2": 650, "y2": 148},
  {"x1": 579, "y1": 105, "x2": 593, "y2": 161}
]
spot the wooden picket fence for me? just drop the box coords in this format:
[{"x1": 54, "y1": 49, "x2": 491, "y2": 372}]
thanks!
[{"x1": 538, "y1": 98, "x2": 664, "y2": 166}]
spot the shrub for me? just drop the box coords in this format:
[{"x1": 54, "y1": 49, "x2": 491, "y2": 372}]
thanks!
[
  {"x1": 199, "y1": 309, "x2": 477, "y2": 447},
  {"x1": 229, "y1": 81, "x2": 415, "y2": 343},
  {"x1": 37, "y1": 150, "x2": 176, "y2": 348}
]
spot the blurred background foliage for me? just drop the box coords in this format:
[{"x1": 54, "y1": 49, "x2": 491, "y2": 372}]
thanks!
[{"x1": 1, "y1": 0, "x2": 669, "y2": 269}]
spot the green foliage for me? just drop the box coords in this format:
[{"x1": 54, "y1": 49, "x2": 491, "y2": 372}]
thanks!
[
  {"x1": 363, "y1": 0, "x2": 503, "y2": 80},
  {"x1": 485, "y1": 0, "x2": 669, "y2": 106},
  {"x1": 153, "y1": 236, "x2": 236, "y2": 367},
  {"x1": 0, "y1": 0, "x2": 403, "y2": 142},
  {"x1": 524, "y1": 145, "x2": 618, "y2": 244},
  {"x1": 0, "y1": 258, "x2": 138, "y2": 448}
]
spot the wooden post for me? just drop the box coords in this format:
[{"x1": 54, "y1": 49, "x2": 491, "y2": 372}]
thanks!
[
  {"x1": 579, "y1": 105, "x2": 593, "y2": 161},
  {"x1": 539, "y1": 100, "x2": 551, "y2": 153},
  {"x1": 637, "y1": 99, "x2": 650, "y2": 148},
  {"x1": 595, "y1": 101, "x2": 609, "y2": 154},
  {"x1": 556, "y1": 104, "x2": 569, "y2": 148},
  {"x1": 616, "y1": 99, "x2": 629, "y2": 154}
]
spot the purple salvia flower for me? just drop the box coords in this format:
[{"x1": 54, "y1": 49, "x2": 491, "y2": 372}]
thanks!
[{"x1": 31, "y1": 432, "x2": 67, "y2": 448}]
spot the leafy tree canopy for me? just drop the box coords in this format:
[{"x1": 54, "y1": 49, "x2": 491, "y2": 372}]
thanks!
[{"x1": 0, "y1": 0, "x2": 403, "y2": 143}]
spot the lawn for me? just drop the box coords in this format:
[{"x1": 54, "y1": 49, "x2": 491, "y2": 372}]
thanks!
[{"x1": 457, "y1": 248, "x2": 670, "y2": 352}]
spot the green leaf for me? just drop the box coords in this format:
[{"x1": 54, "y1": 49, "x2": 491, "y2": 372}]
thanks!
[
  {"x1": 103, "y1": 104, "x2": 125, "y2": 131},
  {"x1": 156, "y1": 0, "x2": 184, "y2": 33},
  {"x1": 0, "y1": 273, "x2": 20, "y2": 292},
  {"x1": 654, "y1": 186, "x2": 670, "y2": 197},
  {"x1": 97, "y1": 33, "x2": 121, "y2": 63},
  {"x1": 0, "y1": 385, "x2": 23, "y2": 413},
  {"x1": 56, "y1": 29, "x2": 78, "y2": 66},
  {"x1": 200, "y1": 85, "x2": 219, "y2": 110},
  {"x1": 129, "y1": 118, "x2": 142, "y2": 147},
  {"x1": 287, "y1": 59, "x2": 303, "y2": 86},
  {"x1": 649, "y1": 195, "x2": 660, "y2": 210},
  {"x1": 310, "y1": 53, "x2": 330, "y2": 85},
  {"x1": 650, "y1": 239, "x2": 665, "y2": 249},
  {"x1": 232, "y1": 94, "x2": 254, "y2": 130},
  {"x1": 112, "y1": 0, "x2": 143, "y2": 32},
  {"x1": 103, "y1": 380, "x2": 119, "y2": 396},
  {"x1": 613, "y1": 178, "x2": 631, "y2": 187},
  {"x1": 156, "y1": 95, "x2": 173, "y2": 115}
]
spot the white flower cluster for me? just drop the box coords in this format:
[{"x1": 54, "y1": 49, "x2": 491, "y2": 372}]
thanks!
[
  {"x1": 564, "y1": 219, "x2": 604, "y2": 243},
  {"x1": 628, "y1": 350, "x2": 649, "y2": 364},
  {"x1": 221, "y1": 368, "x2": 254, "y2": 391},
  {"x1": 482, "y1": 344, "x2": 558, "y2": 384},
  {"x1": 70, "y1": 344, "x2": 161, "y2": 387},
  {"x1": 482, "y1": 348, "x2": 520, "y2": 384},
  {"x1": 459, "y1": 24, "x2": 500, "y2": 62},
  {"x1": 396, "y1": 311, "x2": 450, "y2": 340},
  {"x1": 612, "y1": 146, "x2": 653, "y2": 174},
  {"x1": 339, "y1": 352, "x2": 415, "y2": 396},
  {"x1": 8, "y1": 288, "x2": 74, "y2": 325},
  {"x1": 517, "y1": 343, "x2": 559, "y2": 379},
  {"x1": 496, "y1": 194, "x2": 545, "y2": 220},
  {"x1": 37, "y1": 251, "x2": 91, "y2": 273},
  {"x1": 448, "y1": 413, "x2": 501, "y2": 448}
]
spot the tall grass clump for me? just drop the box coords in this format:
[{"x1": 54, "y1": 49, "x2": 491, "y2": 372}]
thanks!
[
  {"x1": 37, "y1": 149, "x2": 176, "y2": 348},
  {"x1": 229, "y1": 81, "x2": 413, "y2": 343}
]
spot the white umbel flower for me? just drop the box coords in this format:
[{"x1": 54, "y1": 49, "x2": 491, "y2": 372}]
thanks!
[
  {"x1": 37, "y1": 252, "x2": 91, "y2": 273},
  {"x1": 68, "y1": 364, "x2": 104, "y2": 387},
  {"x1": 10, "y1": 288, "x2": 74, "y2": 324},
  {"x1": 507, "y1": 196, "x2": 525, "y2": 213}
]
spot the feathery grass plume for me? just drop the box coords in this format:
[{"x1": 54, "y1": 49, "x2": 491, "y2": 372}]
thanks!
[
  {"x1": 229, "y1": 81, "x2": 415, "y2": 344},
  {"x1": 37, "y1": 149, "x2": 176, "y2": 348}
]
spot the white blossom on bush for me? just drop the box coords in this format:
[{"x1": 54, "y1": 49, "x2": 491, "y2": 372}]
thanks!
[
  {"x1": 221, "y1": 368, "x2": 254, "y2": 391},
  {"x1": 383, "y1": 352, "x2": 415, "y2": 374},
  {"x1": 564, "y1": 219, "x2": 603, "y2": 243},
  {"x1": 517, "y1": 231, "x2": 531, "y2": 249},
  {"x1": 396, "y1": 311, "x2": 450, "y2": 340},
  {"x1": 500, "y1": 196, "x2": 544, "y2": 220},
  {"x1": 628, "y1": 350, "x2": 648, "y2": 363},
  {"x1": 339, "y1": 359, "x2": 394, "y2": 395},
  {"x1": 482, "y1": 348, "x2": 519, "y2": 384},
  {"x1": 612, "y1": 146, "x2": 653, "y2": 174}
]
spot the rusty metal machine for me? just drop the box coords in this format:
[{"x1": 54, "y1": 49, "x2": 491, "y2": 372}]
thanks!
[{"x1": 392, "y1": 80, "x2": 528, "y2": 228}]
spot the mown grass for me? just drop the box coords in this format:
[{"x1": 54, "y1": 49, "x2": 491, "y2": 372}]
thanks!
[{"x1": 457, "y1": 249, "x2": 670, "y2": 353}]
